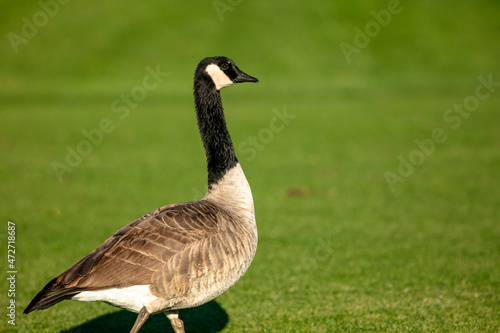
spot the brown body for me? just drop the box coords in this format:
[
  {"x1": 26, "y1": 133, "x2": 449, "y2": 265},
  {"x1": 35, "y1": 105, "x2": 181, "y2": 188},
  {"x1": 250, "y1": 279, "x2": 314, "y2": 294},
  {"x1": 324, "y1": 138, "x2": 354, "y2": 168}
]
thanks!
[
  {"x1": 24, "y1": 56, "x2": 259, "y2": 333},
  {"x1": 26, "y1": 164, "x2": 257, "y2": 315}
]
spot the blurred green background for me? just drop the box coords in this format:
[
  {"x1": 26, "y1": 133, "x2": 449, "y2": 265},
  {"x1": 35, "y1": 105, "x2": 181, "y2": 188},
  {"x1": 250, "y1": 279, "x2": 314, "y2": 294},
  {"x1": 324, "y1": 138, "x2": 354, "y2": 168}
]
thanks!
[{"x1": 1, "y1": 0, "x2": 499, "y2": 332}]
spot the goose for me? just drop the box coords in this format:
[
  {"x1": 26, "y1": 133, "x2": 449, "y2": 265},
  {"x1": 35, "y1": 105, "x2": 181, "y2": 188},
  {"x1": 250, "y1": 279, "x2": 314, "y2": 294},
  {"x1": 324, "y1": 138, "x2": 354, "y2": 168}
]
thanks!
[{"x1": 24, "y1": 56, "x2": 259, "y2": 333}]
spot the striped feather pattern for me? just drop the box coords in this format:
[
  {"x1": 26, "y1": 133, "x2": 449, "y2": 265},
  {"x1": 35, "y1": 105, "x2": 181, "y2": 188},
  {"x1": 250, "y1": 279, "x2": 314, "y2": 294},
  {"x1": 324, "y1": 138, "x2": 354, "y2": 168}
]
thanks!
[
  {"x1": 25, "y1": 184, "x2": 257, "y2": 313},
  {"x1": 24, "y1": 57, "x2": 259, "y2": 333}
]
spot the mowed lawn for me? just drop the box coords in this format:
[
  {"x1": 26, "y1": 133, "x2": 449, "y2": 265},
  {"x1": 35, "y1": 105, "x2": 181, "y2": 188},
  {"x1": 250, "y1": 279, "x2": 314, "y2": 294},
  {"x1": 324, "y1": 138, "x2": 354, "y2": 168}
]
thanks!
[{"x1": 1, "y1": 1, "x2": 499, "y2": 332}]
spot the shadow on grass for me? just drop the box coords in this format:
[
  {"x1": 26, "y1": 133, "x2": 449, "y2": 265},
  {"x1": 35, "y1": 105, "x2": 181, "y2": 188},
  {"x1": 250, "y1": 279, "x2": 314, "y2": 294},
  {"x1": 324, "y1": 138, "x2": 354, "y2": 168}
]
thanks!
[{"x1": 62, "y1": 300, "x2": 228, "y2": 333}]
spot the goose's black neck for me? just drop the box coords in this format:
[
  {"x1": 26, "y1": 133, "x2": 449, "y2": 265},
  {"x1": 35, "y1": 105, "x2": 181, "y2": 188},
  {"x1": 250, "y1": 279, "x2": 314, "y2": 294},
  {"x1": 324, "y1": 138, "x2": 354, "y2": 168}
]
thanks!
[{"x1": 194, "y1": 76, "x2": 238, "y2": 188}]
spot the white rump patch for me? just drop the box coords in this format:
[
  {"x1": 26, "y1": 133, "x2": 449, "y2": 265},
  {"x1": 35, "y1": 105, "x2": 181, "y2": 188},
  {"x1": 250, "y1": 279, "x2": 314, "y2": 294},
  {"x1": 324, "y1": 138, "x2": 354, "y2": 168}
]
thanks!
[
  {"x1": 206, "y1": 64, "x2": 234, "y2": 90},
  {"x1": 72, "y1": 285, "x2": 161, "y2": 313}
]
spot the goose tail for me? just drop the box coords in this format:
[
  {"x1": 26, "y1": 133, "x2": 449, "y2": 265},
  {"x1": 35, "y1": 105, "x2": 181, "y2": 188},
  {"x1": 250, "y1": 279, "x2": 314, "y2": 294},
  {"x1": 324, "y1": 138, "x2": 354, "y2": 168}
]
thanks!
[{"x1": 24, "y1": 278, "x2": 78, "y2": 314}]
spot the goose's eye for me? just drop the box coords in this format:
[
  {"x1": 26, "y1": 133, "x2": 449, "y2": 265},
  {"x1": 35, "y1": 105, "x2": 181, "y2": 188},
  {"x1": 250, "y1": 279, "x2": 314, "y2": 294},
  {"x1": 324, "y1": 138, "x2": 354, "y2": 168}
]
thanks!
[{"x1": 220, "y1": 63, "x2": 229, "y2": 71}]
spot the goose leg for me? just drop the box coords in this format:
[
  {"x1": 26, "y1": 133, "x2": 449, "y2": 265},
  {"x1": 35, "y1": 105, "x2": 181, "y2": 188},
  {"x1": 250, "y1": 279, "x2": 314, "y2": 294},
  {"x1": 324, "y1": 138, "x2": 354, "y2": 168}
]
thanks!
[
  {"x1": 165, "y1": 310, "x2": 185, "y2": 333},
  {"x1": 130, "y1": 306, "x2": 150, "y2": 333}
]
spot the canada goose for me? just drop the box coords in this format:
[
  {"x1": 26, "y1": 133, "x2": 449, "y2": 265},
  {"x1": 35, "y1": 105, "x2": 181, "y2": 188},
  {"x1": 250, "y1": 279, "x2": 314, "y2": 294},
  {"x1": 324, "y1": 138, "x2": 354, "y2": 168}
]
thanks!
[{"x1": 24, "y1": 56, "x2": 259, "y2": 333}]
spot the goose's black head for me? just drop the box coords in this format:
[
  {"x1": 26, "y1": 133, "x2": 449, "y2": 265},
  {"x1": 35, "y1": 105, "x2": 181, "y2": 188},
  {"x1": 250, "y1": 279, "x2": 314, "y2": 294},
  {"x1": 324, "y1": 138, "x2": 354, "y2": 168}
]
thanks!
[{"x1": 196, "y1": 56, "x2": 258, "y2": 91}]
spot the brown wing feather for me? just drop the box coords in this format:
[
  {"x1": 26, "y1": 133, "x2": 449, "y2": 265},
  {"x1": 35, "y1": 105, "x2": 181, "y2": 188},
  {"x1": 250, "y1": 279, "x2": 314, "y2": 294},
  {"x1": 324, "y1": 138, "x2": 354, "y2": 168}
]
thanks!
[{"x1": 24, "y1": 199, "x2": 219, "y2": 313}]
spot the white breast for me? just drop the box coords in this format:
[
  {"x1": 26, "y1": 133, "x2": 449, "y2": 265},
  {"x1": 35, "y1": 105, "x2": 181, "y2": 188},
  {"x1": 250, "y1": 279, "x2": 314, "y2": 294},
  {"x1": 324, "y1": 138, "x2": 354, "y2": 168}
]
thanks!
[{"x1": 205, "y1": 163, "x2": 255, "y2": 225}]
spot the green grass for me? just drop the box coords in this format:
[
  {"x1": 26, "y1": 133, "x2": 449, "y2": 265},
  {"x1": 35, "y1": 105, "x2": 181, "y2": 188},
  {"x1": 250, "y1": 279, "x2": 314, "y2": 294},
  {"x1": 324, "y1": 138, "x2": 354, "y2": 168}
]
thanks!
[{"x1": 1, "y1": 0, "x2": 499, "y2": 332}]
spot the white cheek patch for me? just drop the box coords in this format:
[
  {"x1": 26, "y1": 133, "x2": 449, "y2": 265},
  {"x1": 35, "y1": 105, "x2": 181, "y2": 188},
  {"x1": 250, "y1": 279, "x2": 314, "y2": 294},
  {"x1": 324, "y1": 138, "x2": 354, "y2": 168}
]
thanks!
[{"x1": 206, "y1": 64, "x2": 234, "y2": 90}]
